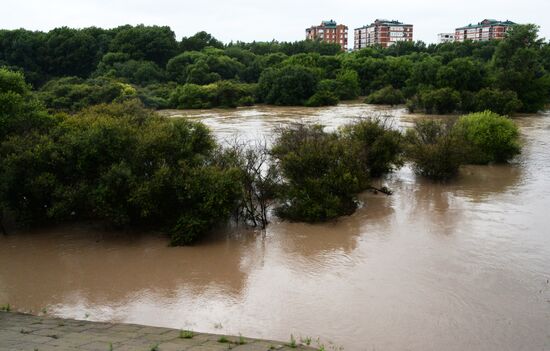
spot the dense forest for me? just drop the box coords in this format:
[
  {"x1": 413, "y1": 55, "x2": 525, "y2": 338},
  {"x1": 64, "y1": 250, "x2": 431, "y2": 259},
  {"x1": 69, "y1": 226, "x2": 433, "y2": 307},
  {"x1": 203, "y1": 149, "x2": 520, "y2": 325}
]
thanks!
[{"x1": 1, "y1": 24, "x2": 549, "y2": 114}]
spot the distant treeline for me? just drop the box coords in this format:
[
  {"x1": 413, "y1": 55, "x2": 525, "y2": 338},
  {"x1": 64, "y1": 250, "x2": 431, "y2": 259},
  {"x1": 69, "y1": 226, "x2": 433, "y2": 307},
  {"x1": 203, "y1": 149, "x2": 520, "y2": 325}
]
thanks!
[{"x1": 1, "y1": 24, "x2": 549, "y2": 114}]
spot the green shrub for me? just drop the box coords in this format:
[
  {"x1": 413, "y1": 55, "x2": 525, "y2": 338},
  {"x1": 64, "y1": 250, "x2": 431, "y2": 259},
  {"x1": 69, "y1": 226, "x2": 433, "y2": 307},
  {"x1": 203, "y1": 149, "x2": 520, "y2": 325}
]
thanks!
[
  {"x1": 418, "y1": 87, "x2": 461, "y2": 114},
  {"x1": 365, "y1": 85, "x2": 405, "y2": 106},
  {"x1": 405, "y1": 119, "x2": 465, "y2": 180},
  {"x1": 258, "y1": 65, "x2": 318, "y2": 105},
  {"x1": 271, "y1": 124, "x2": 365, "y2": 222},
  {"x1": 454, "y1": 111, "x2": 521, "y2": 164},
  {"x1": 94, "y1": 58, "x2": 166, "y2": 86},
  {"x1": 334, "y1": 69, "x2": 360, "y2": 100},
  {"x1": 237, "y1": 96, "x2": 255, "y2": 106},
  {"x1": 170, "y1": 83, "x2": 213, "y2": 109},
  {"x1": 211, "y1": 81, "x2": 256, "y2": 108},
  {"x1": 0, "y1": 68, "x2": 55, "y2": 139},
  {"x1": 38, "y1": 76, "x2": 136, "y2": 112},
  {"x1": 340, "y1": 117, "x2": 404, "y2": 177},
  {"x1": 0, "y1": 100, "x2": 242, "y2": 245},
  {"x1": 305, "y1": 90, "x2": 339, "y2": 107},
  {"x1": 473, "y1": 88, "x2": 522, "y2": 115},
  {"x1": 170, "y1": 81, "x2": 256, "y2": 109},
  {"x1": 137, "y1": 83, "x2": 177, "y2": 109}
]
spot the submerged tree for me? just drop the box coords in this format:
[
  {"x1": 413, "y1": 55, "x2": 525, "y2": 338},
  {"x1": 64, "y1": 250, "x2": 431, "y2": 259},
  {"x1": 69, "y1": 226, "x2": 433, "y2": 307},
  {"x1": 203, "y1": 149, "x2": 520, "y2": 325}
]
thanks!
[
  {"x1": 405, "y1": 118, "x2": 466, "y2": 180},
  {"x1": 221, "y1": 140, "x2": 278, "y2": 229}
]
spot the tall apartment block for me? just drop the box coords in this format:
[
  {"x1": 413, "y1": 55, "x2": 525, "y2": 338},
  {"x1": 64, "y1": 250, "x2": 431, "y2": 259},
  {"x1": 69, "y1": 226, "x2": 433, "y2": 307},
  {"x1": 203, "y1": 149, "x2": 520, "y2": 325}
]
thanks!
[
  {"x1": 354, "y1": 19, "x2": 413, "y2": 49},
  {"x1": 306, "y1": 20, "x2": 348, "y2": 51},
  {"x1": 455, "y1": 19, "x2": 515, "y2": 42}
]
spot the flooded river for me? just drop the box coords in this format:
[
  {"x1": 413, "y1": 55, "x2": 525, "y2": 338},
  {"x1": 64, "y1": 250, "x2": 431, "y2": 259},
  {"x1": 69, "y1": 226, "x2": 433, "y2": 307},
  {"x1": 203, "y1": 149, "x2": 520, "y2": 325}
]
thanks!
[{"x1": 1, "y1": 103, "x2": 549, "y2": 350}]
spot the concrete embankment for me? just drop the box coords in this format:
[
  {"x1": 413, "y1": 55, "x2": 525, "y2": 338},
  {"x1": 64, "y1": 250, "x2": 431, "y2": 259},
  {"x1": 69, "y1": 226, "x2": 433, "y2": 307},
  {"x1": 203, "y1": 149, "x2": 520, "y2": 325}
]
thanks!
[{"x1": 0, "y1": 312, "x2": 317, "y2": 351}]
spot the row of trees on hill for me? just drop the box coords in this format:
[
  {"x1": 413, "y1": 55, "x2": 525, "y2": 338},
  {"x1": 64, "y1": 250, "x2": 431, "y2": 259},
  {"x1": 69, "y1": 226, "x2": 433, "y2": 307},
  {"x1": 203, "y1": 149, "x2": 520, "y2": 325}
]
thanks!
[
  {"x1": 1, "y1": 67, "x2": 522, "y2": 244},
  {"x1": 1, "y1": 24, "x2": 549, "y2": 114}
]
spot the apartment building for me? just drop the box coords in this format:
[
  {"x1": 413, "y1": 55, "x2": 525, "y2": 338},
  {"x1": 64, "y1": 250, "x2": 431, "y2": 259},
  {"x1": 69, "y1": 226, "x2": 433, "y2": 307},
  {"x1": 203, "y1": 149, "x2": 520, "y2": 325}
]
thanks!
[
  {"x1": 306, "y1": 20, "x2": 348, "y2": 51},
  {"x1": 455, "y1": 19, "x2": 515, "y2": 42},
  {"x1": 354, "y1": 19, "x2": 413, "y2": 49},
  {"x1": 438, "y1": 33, "x2": 455, "y2": 43}
]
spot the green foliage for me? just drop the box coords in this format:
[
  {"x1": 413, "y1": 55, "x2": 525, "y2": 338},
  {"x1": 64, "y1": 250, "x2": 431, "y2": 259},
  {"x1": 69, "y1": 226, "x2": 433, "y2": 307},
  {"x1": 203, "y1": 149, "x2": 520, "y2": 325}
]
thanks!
[
  {"x1": 166, "y1": 51, "x2": 204, "y2": 83},
  {"x1": 454, "y1": 111, "x2": 520, "y2": 164},
  {"x1": 271, "y1": 124, "x2": 366, "y2": 222},
  {"x1": 109, "y1": 25, "x2": 178, "y2": 66},
  {"x1": 436, "y1": 57, "x2": 486, "y2": 91},
  {"x1": 305, "y1": 90, "x2": 339, "y2": 107},
  {"x1": 137, "y1": 82, "x2": 177, "y2": 109},
  {"x1": 170, "y1": 83, "x2": 213, "y2": 109},
  {"x1": 258, "y1": 65, "x2": 318, "y2": 105},
  {"x1": 288, "y1": 334, "x2": 297, "y2": 348},
  {"x1": 316, "y1": 72, "x2": 360, "y2": 102},
  {"x1": 0, "y1": 68, "x2": 54, "y2": 139},
  {"x1": 180, "y1": 31, "x2": 224, "y2": 52},
  {"x1": 0, "y1": 100, "x2": 242, "y2": 245},
  {"x1": 473, "y1": 88, "x2": 522, "y2": 115},
  {"x1": 1, "y1": 24, "x2": 548, "y2": 112},
  {"x1": 334, "y1": 69, "x2": 360, "y2": 100},
  {"x1": 416, "y1": 87, "x2": 461, "y2": 114},
  {"x1": 94, "y1": 55, "x2": 165, "y2": 86},
  {"x1": 407, "y1": 55, "x2": 442, "y2": 90},
  {"x1": 170, "y1": 81, "x2": 256, "y2": 109},
  {"x1": 218, "y1": 336, "x2": 229, "y2": 343},
  {"x1": 42, "y1": 28, "x2": 101, "y2": 78},
  {"x1": 405, "y1": 119, "x2": 465, "y2": 180},
  {"x1": 340, "y1": 118, "x2": 404, "y2": 177},
  {"x1": 365, "y1": 85, "x2": 405, "y2": 105},
  {"x1": 492, "y1": 24, "x2": 550, "y2": 112},
  {"x1": 179, "y1": 330, "x2": 194, "y2": 339},
  {"x1": 38, "y1": 76, "x2": 136, "y2": 112}
]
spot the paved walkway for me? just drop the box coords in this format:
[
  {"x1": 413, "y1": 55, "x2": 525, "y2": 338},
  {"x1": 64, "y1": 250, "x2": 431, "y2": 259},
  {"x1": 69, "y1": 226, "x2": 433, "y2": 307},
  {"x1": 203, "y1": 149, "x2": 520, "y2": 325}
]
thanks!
[{"x1": 0, "y1": 312, "x2": 317, "y2": 351}]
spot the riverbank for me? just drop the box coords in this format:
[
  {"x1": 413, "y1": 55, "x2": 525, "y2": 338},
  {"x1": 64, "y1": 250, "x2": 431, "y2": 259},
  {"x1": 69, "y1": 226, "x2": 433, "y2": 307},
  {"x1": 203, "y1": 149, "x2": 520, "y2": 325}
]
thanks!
[{"x1": 0, "y1": 312, "x2": 317, "y2": 351}]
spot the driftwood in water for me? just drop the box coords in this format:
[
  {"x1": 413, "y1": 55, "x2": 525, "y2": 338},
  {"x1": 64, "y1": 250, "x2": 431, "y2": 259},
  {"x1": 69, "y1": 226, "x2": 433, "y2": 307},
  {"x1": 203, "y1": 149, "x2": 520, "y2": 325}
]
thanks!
[{"x1": 369, "y1": 186, "x2": 393, "y2": 195}]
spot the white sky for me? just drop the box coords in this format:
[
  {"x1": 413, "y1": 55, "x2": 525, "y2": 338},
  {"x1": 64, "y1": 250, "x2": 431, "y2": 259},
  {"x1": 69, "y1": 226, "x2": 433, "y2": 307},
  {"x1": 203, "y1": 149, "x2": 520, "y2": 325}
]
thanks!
[{"x1": 2, "y1": 0, "x2": 549, "y2": 45}]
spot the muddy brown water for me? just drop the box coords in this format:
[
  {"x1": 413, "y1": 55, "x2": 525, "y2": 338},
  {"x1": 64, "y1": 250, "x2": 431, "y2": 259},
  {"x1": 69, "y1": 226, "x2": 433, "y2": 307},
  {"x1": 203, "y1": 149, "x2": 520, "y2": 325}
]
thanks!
[{"x1": 1, "y1": 103, "x2": 550, "y2": 351}]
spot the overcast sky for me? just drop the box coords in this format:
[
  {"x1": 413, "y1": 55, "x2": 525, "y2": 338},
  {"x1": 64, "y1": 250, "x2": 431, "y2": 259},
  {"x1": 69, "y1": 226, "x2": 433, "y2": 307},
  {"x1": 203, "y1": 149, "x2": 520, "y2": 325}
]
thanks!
[{"x1": 2, "y1": 0, "x2": 549, "y2": 45}]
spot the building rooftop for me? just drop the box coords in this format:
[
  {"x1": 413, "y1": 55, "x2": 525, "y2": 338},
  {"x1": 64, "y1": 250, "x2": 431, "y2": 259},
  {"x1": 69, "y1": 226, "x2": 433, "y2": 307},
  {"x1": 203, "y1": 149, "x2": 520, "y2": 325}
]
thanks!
[
  {"x1": 456, "y1": 19, "x2": 516, "y2": 30},
  {"x1": 321, "y1": 20, "x2": 337, "y2": 28},
  {"x1": 354, "y1": 19, "x2": 412, "y2": 30}
]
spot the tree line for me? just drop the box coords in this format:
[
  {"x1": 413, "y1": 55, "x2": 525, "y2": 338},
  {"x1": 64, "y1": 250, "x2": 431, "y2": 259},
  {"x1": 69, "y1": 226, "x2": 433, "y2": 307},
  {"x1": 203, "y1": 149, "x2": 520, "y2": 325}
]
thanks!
[
  {"x1": 1, "y1": 67, "x2": 521, "y2": 244},
  {"x1": 1, "y1": 24, "x2": 549, "y2": 114}
]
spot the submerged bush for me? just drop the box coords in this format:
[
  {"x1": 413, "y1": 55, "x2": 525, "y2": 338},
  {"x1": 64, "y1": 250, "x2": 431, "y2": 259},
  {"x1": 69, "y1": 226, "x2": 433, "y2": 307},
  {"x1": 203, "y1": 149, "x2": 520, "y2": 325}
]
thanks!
[
  {"x1": 454, "y1": 111, "x2": 521, "y2": 164},
  {"x1": 417, "y1": 87, "x2": 461, "y2": 114},
  {"x1": 405, "y1": 119, "x2": 465, "y2": 180},
  {"x1": 305, "y1": 90, "x2": 339, "y2": 107},
  {"x1": 271, "y1": 124, "x2": 366, "y2": 222},
  {"x1": 169, "y1": 81, "x2": 256, "y2": 109},
  {"x1": 170, "y1": 83, "x2": 213, "y2": 109},
  {"x1": 340, "y1": 117, "x2": 404, "y2": 177},
  {"x1": 0, "y1": 99, "x2": 242, "y2": 245},
  {"x1": 364, "y1": 85, "x2": 405, "y2": 106}
]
